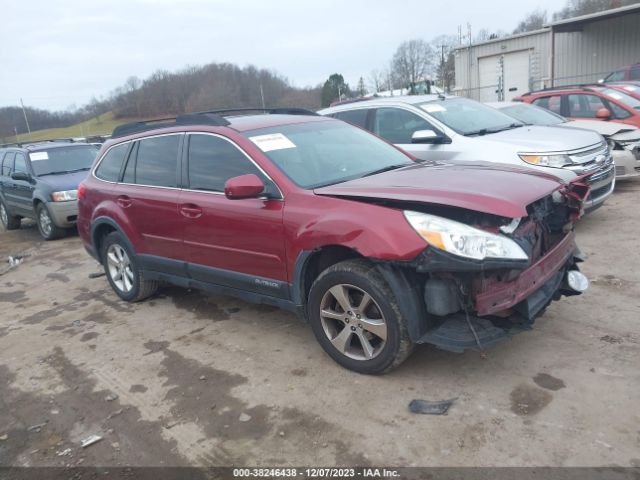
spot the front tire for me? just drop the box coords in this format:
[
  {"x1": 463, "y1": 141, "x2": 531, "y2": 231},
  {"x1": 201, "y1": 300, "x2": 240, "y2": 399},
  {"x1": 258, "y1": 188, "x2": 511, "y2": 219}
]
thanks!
[
  {"x1": 308, "y1": 259, "x2": 414, "y2": 374},
  {"x1": 36, "y1": 203, "x2": 65, "y2": 240},
  {"x1": 101, "y1": 231, "x2": 158, "y2": 302},
  {"x1": 0, "y1": 200, "x2": 21, "y2": 230}
]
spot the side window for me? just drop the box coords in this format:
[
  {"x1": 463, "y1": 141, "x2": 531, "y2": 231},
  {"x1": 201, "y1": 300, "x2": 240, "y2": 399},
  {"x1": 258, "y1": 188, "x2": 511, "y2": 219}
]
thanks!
[
  {"x1": 568, "y1": 94, "x2": 606, "y2": 118},
  {"x1": 333, "y1": 109, "x2": 369, "y2": 129},
  {"x1": 135, "y1": 135, "x2": 180, "y2": 187},
  {"x1": 608, "y1": 101, "x2": 631, "y2": 119},
  {"x1": 606, "y1": 70, "x2": 625, "y2": 82},
  {"x1": 187, "y1": 134, "x2": 263, "y2": 193},
  {"x1": 630, "y1": 66, "x2": 640, "y2": 80},
  {"x1": 532, "y1": 95, "x2": 562, "y2": 114},
  {"x1": 13, "y1": 154, "x2": 27, "y2": 173},
  {"x1": 372, "y1": 108, "x2": 433, "y2": 144},
  {"x1": 1, "y1": 152, "x2": 15, "y2": 176},
  {"x1": 95, "y1": 143, "x2": 129, "y2": 182}
]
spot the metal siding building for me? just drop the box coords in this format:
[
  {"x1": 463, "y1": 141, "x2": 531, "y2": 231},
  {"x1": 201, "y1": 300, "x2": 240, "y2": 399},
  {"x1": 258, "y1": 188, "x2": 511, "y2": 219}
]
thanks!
[{"x1": 454, "y1": 4, "x2": 640, "y2": 101}]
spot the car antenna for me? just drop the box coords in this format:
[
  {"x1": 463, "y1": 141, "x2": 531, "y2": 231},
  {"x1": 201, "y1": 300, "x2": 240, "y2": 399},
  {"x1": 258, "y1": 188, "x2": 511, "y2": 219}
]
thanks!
[{"x1": 437, "y1": 94, "x2": 446, "y2": 100}]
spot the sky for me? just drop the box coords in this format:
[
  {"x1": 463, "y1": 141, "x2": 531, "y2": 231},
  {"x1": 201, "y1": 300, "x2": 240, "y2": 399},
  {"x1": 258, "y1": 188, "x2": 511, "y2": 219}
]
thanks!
[{"x1": 0, "y1": 0, "x2": 563, "y2": 111}]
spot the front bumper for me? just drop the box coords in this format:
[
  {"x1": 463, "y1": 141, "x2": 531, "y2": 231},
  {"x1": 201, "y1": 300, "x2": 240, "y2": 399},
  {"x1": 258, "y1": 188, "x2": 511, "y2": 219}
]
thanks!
[
  {"x1": 46, "y1": 201, "x2": 78, "y2": 228},
  {"x1": 582, "y1": 163, "x2": 615, "y2": 210},
  {"x1": 414, "y1": 233, "x2": 584, "y2": 353}
]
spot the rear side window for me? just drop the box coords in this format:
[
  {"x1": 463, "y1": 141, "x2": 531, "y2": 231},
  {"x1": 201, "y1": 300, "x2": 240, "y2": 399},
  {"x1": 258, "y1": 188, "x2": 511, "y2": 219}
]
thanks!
[
  {"x1": 1, "y1": 152, "x2": 15, "y2": 176},
  {"x1": 187, "y1": 134, "x2": 263, "y2": 192},
  {"x1": 333, "y1": 109, "x2": 369, "y2": 129},
  {"x1": 14, "y1": 153, "x2": 27, "y2": 173},
  {"x1": 532, "y1": 95, "x2": 562, "y2": 114},
  {"x1": 631, "y1": 66, "x2": 640, "y2": 80},
  {"x1": 95, "y1": 144, "x2": 129, "y2": 182},
  {"x1": 134, "y1": 135, "x2": 180, "y2": 188}
]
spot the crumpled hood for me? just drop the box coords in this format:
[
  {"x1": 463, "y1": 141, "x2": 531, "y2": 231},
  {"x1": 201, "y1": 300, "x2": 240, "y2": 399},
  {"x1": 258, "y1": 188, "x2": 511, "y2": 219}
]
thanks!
[
  {"x1": 563, "y1": 119, "x2": 639, "y2": 138},
  {"x1": 36, "y1": 170, "x2": 89, "y2": 192},
  {"x1": 314, "y1": 161, "x2": 571, "y2": 218},
  {"x1": 484, "y1": 125, "x2": 602, "y2": 152}
]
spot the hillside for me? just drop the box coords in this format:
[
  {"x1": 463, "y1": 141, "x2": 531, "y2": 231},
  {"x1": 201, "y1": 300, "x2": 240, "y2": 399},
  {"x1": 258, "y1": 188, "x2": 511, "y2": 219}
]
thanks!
[{"x1": 10, "y1": 112, "x2": 138, "y2": 143}]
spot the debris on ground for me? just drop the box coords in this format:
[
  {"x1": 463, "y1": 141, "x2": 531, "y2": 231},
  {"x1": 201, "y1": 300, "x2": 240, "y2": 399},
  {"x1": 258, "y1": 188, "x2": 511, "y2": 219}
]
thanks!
[
  {"x1": 238, "y1": 413, "x2": 252, "y2": 422},
  {"x1": 106, "y1": 409, "x2": 123, "y2": 420},
  {"x1": 408, "y1": 398, "x2": 457, "y2": 415},
  {"x1": 164, "y1": 421, "x2": 180, "y2": 430},
  {"x1": 8, "y1": 256, "x2": 25, "y2": 267},
  {"x1": 0, "y1": 434, "x2": 8, "y2": 441},
  {"x1": 88, "y1": 272, "x2": 106, "y2": 279},
  {"x1": 199, "y1": 375, "x2": 206, "y2": 381},
  {"x1": 104, "y1": 393, "x2": 118, "y2": 402},
  {"x1": 56, "y1": 448, "x2": 72, "y2": 457},
  {"x1": 27, "y1": 422, "x2": 48, "y2": 433},
  {"x1": 80, "y1": 435, "x2": 103, "y2": 448}
]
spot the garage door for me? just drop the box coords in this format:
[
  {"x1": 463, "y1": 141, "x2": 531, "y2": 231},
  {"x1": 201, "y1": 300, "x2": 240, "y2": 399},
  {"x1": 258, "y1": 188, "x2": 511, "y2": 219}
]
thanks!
[
  {"x1": 503, "y1": 50, "x2": 530, "y2": 101},
  {"x1": 478, "y1": 55, "x2": 502, "y2": 102},
  {"x1": 478, "y1": 50, "x2": 531, "y2": 102}
]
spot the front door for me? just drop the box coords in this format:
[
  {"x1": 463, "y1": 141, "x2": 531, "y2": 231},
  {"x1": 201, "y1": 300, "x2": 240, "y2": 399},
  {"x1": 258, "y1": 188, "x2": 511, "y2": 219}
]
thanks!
[{"x1": 179, "y1": 133, "x2": 288, "y2": 299}]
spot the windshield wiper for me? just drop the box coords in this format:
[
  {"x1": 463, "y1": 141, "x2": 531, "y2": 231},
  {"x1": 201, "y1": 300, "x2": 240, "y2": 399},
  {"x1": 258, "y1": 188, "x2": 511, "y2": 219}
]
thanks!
[
  {"x1": 464, "y1": 123, "x2": 523, "y2": 136},
  {"x1": 362, "y1": 164, "x2": 410, "y2": 177},
  {"x1": 39, "y1": 167, "x2": 90, "y2": 176}
]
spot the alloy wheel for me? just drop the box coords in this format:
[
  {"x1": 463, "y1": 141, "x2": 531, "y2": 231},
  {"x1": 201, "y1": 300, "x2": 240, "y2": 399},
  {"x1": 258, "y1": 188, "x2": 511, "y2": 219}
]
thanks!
[
  {"x1": 38, "y1": 208, "x2": 52, "y2": 237},
  {"x1": 106, "y1": 244, "x2": 134, "y2": 293},
  {"x1": 319, "y1": 283, "x2": 387, "y2": 361}
]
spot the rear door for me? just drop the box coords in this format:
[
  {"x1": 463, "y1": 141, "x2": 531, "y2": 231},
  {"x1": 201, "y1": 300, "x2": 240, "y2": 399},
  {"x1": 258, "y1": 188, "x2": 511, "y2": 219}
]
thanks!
[
  {"x1": 114, "y1": 133, "x2": 185, "y2": 267},
  {"x1": 0, "y1": 152, "x2": 15, "y2": 207},
  {"x1": 11, "y1": 153, "x2": 35, "y2": 216},
  {"x1": 179, "y1": 133, "x2": 288, "y2": 298}
]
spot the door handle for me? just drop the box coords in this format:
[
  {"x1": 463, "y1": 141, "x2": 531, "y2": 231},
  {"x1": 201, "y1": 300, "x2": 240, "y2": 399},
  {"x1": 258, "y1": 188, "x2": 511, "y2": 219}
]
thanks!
[
  {"x1": 117, "y1": 195, "x2": 132, "y2": 208},
  {"x1": 180, "y1": 203, "x2": 202, "y2": 219}
]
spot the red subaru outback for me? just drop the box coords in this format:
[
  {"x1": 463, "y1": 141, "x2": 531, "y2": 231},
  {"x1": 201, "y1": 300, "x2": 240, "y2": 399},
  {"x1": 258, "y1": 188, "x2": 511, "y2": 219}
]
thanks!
[{"x1": 77, "y1": 109, "x2": 590, "y2": 374}]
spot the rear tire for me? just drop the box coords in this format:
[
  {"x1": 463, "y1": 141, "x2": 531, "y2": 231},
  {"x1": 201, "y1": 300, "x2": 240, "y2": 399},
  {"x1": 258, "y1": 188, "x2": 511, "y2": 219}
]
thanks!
[
  {"x1": 101, "y1": 231, "x2": 158, "y2": 302},
  {"x1": 36, "y1": 203, "x2": 65, "y2": 240},
  {"x1": 308, "y1": 259, "x2": 414, "y2": 374},
  {"x1": 0, "y1": 200, "x2": 21, "y2": 230}
]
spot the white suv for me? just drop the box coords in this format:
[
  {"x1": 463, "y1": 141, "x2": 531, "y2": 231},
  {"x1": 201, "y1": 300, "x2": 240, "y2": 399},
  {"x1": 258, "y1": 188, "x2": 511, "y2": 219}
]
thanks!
[{"x1": 319, "y1": 95, "x2": 615, "y2": 211}]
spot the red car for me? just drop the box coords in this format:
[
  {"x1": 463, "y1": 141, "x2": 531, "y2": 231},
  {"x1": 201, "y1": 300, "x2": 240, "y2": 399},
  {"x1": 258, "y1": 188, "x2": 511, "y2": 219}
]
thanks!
[
  {"x1": 77, "y1": 109, "x2": 590, "y2": 373},
  {"x1": 603, "y1": 63, "x2": 640, "y2": 83},
  {"x1": 605, "y1": 82, "x2": 640, "y2": 101},
  {"x1": 516, "y1": 85, "x2": 640, "y2": 128}
]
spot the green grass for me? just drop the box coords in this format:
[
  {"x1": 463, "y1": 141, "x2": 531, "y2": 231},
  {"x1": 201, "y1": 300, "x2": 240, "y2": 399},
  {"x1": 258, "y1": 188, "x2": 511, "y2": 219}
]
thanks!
[{"x1": 10, "y1": 112, "x2": 139, "y2": 143}]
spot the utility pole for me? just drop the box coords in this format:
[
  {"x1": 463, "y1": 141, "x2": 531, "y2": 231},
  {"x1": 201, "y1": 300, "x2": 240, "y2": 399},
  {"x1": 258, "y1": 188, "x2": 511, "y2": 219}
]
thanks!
[
  {"x1": 14, "y1": 127, "x2": 19, "y2": 143},
  {"x1": 20, "y1": 98, "x2": 32, "y2": 139}
]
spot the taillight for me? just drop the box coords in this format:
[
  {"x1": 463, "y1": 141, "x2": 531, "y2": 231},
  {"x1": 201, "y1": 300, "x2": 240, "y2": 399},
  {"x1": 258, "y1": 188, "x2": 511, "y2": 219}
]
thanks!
[{"x1": 77, "y1": 182, "x2": 87, "y2": 201}]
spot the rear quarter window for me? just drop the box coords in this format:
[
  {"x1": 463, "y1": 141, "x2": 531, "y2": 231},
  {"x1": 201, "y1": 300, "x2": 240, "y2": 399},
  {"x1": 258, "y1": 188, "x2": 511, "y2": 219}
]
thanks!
[{"x1": 95, "y1": 143, "x2": 129, "y2": 182}]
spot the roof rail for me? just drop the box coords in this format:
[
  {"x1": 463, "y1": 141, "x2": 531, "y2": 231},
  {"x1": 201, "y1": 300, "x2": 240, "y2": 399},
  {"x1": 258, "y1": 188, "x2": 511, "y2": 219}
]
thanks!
[
  {"x1": 111, "y1": 107, "x2": 318, "y2": 138},
  {"x1": 0, "y1": 142, "x2": 23, "y2": 148},
  {"x1": 521, "y1": 83, "x2": 604, "y2": 95}
]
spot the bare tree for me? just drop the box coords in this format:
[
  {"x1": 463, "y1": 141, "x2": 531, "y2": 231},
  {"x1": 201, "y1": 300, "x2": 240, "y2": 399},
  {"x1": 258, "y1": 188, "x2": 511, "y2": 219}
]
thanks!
[
  {"x1": 391, "y1": 39, "x2": 434, "y2": 88},
  {"x1": 369, "y1": 69, "x2": 384, "y2": 93},
  {"x1": 431, "y1": 35, "x2": 458, "y2": 92},
  {"x1": 553, "y1": 0, "x2": 637, "y2": 20},
  {"x1": 513, "y1": 9, "x2": 548, "y2": 34}
]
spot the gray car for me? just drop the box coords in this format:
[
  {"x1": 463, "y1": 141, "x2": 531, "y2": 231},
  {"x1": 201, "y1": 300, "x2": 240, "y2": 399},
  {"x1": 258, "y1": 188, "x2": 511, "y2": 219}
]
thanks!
[
  {"x1": 0, "y1": 141, "x2": 98, "y2": 240},
  {"x1": 320, "y1": 95, "x2": 615, "y2": 211}
]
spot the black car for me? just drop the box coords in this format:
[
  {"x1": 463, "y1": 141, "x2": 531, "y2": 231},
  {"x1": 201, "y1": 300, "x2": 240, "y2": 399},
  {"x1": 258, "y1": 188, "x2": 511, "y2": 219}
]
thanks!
[{"x1": 0, "y1": 141, "x2": 99, "y2": 240}]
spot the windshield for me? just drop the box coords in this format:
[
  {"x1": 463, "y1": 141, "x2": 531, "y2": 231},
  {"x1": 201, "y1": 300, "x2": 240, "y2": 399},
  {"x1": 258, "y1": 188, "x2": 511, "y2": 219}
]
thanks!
[
  {"x1": 243, "y1": 121, "x2": 413, "y2": 189},
  {"x1": 499, "y1": 103, "x2": 566, "y2": 126},
  {"x1": 30, "y1": 145, "x2": 99, "y2": 176},
  {"x1": 419, "y1": 97, "x2": 524, "y2": 136},
  {"x1": 601, "y1": 88, "x2": 640, "y2": 110}
]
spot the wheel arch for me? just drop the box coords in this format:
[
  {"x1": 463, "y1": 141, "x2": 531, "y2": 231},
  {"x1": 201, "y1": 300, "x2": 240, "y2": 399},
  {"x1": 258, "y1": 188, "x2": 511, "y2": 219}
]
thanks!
[{"x1": 91, "y1": 217, "x2": 135, "y2": 262}]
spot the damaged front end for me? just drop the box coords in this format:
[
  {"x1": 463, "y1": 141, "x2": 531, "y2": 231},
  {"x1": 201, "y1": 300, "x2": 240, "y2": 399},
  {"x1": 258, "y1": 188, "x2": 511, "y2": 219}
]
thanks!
[{"x1": 399, "y1": 181, "x2": 590, "y2": 353}]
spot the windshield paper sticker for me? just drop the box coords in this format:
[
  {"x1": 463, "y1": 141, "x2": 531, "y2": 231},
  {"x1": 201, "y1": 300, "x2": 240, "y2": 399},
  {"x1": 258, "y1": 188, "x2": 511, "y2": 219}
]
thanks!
[
  {"x1": 421, "y1": 104, "x2": 446, "y2": 113},
  {"x1": 249, "y1": 133, "x2": 296, "y2": 152},
  {"x1": 29, "y1": 152, "x2": 49, "y2": 161}
]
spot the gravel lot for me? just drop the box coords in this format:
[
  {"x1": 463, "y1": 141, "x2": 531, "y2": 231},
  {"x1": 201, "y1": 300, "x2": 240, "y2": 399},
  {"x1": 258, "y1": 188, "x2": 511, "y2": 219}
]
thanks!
[{"x1": 0, "y1": 180, "x2": 639, "y2": 468}]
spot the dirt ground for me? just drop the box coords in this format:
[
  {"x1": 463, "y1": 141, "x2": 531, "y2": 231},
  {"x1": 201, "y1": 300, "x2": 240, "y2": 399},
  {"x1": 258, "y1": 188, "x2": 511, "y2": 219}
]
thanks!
[{"x1": 0, "y1": 180, "x2": 639, "y2": 469}]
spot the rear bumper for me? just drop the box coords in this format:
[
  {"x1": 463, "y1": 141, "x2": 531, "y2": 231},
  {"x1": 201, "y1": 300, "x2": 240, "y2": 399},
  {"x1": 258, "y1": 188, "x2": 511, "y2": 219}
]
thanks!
[{"x1": 46, "y1": 201, "x2": 78, "y2": 228}]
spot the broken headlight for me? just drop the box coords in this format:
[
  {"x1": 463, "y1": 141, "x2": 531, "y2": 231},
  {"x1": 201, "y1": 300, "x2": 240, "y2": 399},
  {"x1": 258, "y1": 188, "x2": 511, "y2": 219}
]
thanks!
[
  {"x1": 404, "y1": 211, "x2": 528, "y2": 261},
  {"x1": 519, "y1": 153, "x2": 573, "y2": 168}
]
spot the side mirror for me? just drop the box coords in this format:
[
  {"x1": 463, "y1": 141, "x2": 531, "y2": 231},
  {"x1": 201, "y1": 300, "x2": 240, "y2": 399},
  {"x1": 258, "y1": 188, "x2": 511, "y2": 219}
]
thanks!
[
  {"x1": 224, "y1": 174, "x2": 266, "y2": 200},
  {"x1": 596, "y1": 108, "x2": 612, "y2": 120},
  {"x1": 11, "y1": 171, "x2": 32, "y2": 182},
  {"x1": 411, "y1": 129, "x2": 445, "y2": 144}
]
